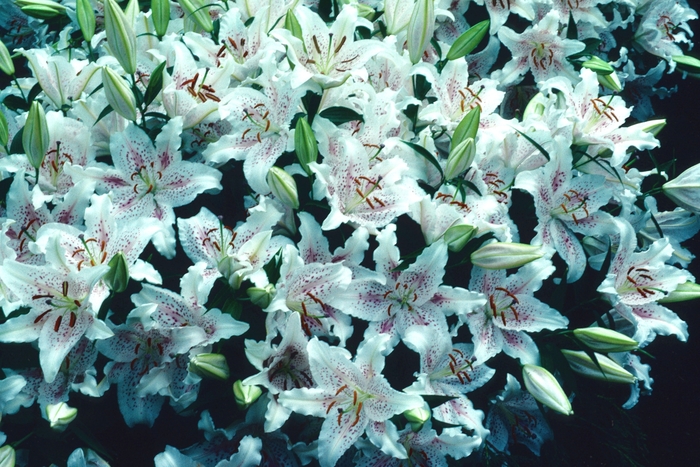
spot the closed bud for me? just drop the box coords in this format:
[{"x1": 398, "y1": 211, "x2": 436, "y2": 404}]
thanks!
[
  {"x1": 102, "y1": 66, "x2": 138, "y2": 121},
  {"x1": 0, "y1": 446, "x2": 15, "y2": 467},
  {"x1": 443, "y1": 223, "x2": 477, "y2": 253},
  {"x1": 404, "y1": 405, "x2": 431, "y2": 432},
  {"x1": 659, "y1": 281, "x2": 700, "y2": 303},
  {"x1": 407, "y1": 0, "x2": 435, "y2": 64},
  {"x1": 444, "y1": 137, "x2": 475, "y2": 180},
  {"x1": 104, "y1": 251, "x2": 130, "y2": 293},
  {"x1": 597, "y1": 70, "x2": 622, "y2": 93},
  {"x1": 247, "y1": 284, "x2": 275, "y2": 309},
  {"x1": 295, "y1": 117, "x2": 318, "y2": 175},
  {"x1": 0, "y1": 41, "x2": 14, "y2": 76},
  {"x1": 636, "y1": 118, "x2": 666, "y2": 137},
  {"x1": 23, "y1": 101, "x2": 50, "y2": 171},
  {"x1": 178, "y1": 0, "x2": 213, "y2": 33},
  {"x1": 663, "y1": 163, "x2": 700, "y2": 213},
  {"x1": 446, "y1": 19, "x2": 489, "y2": 61},
  {"x1": 233, "y1": 380, "x2": 262, "y2": 409},
  {"x1": 124, "y1": 0, "x2": 140, "y2": 24},
  {"x1": 104, "y1": 0, "x2": 137, "y2": 75},
  {"x1": 76, "y1": 0, "x2": 96, "y2": 42},
  {"x1": 16, "y1": 0, "x2": 66, "y2": 19},
  {"x1": 218, "y1": 257, "x2": 245, "y2": 289},
  {"x1": 0, "y1": 110, "x2": 8, "y2": 148},
  {"x1": 151, "y1": 0, "x2": 171, "y2": 37},
  {"x1": 522, "y1": 364, "x2": 573, "y2": 416},
  {"x1": 522, "y1": 92, "x2": 547, "y2": 120},
  {"x1": 581, "y1": 56, "x2": 614, "y2": 75},
  {"x1": 267, "y1": 167, "x2": 300, "y2": 210},
  {"x1": 45, "y1": 402, "x2": 78, "y2": 431},
  {"x1": 452, "y1": 105, "x2": 480, "y2": 148},
  {"x1": 471, "y1": 242, "x2": 543, "y2": 269},
  {"x1": 561, "y1": 349, "x2": 637, "y2": 384},
  {"x1": 672, "y1": 54, "x2": 700, "y2": 74},
  {"x1": 573, "y1": 327, "x2": 638, "y2": 353},
  {"x1": 284, "y1": 10, "x2": 303, "y2": 42},
  {"x1": 189, "y1": 353, "x2": 230, "y2": 380}
]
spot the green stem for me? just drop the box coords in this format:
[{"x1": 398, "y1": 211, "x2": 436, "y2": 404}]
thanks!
[{"x1": 13, "y1": 75, "x2": 27, "y2": 103}]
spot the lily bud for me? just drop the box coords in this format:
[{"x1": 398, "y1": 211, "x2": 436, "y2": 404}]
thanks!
[
  {"x1": 284, "y1": 10, "x2": 303, "y2": 42},
  {"x1": 522, "y1": 364, "x2": 573, "y2": 416},
  {"x1": 178, "y1": 0, "x2": 214, "y2": 33},
  {"x1": 189, "y1": 353, "x2": 230, "y2": 381},
  {"x1": 16, "y1": 0, "x2": 66, "y2": 19},
  {"x1": 23, "y1": 101, "x2": 50, "y2": 171},
  {"x1": 151, "y1": 0, "x2": 171, "y2": 37},
  {"x1": 247, "y1": 284, "x2": 275, "y2": 309},
  {"x1": 0, "y1": 110, "x2": 9, "y2": 148},
  {"x1": 522, "y1": 92, "x2": 546, "y2": 120},
  {"x1": 0, "y1": 446, "x2": 15, "y2": 467},
  {"x1": 104, "y1": 251, "x2": 130, "y2": 293},
  {"x1": 404, "y1": 405, "x2": 431, "y2": 432},
  {"x1": 76, "y1": 0, "x2": 96, "y2": 42},
  {"x1": 452, "y1": 105, "x2": 480, "y2": 148},
  {"x1": 102, "y1": 66, "x2": 138, "y2": 121},
  {"x1": 104, "y1": 0, "x2": 137, "y2": 75},
  {"x1": 446, "y1": 19, "x2": 489, "y2": 61},
  {"x1": 267, "y1": 167, "x2": 300, "y2": 210},
  {"x1": 124, "y1": 0, "x2": 140, "y2": 24},
  {"x1": 597, "y1": 71, "x2": 622, "y2": 93},
  {"x1": 443, "y1": 223, "x2": 477, "y2": 253},
  {"x1": 233, "y1": 380, "x2": 262, "y2": 409},
  {"x1": 581, "y1": 56, "x2": 614, "y2": 75},
  {"x1": 45, "y1": 402, "x2": 78, "y2": 431},
  {"x1": 663, "y1": 163, "x2": 700, "y2": 213},
  {"x1": 635, "y1": 118, "x2": 666, "y2": 137},
  {"x1": 672, "y1": 54, "x2": 700, "y2": 74},
  {"x1": 295, "y1": 117, "x2": 318, "y2": 176},
  {"x1": 0, "y1": 41, "x2": 14, "y2": 76},
  {"x1": 471, "y1": 242, "x2": 543, "y2": 269},
  {"x1": 659, "y1": 281, "x2": 700, "y2": 303},
  {"x1": 573, "y1": 327, "x2": 638, "y2": 353},
  {"x1": 407, "y1": 0, "x2": 435, "y2": 64},
  {"x1": 561, "y1": 349, "x2": 637, "y2": 384},
  {"x1": 444, "y1": 137, "x2": 475, "y2": 180}
]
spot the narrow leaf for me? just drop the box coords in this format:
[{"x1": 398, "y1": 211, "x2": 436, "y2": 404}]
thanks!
[
  {"x1": 143, "y1": 60, "x2": 166, "y2": 108},
  {"x1": 512, "y1": 127, "x2": 550, "y2": 161},
  {"x1": 318, "y1": 106, "x2": 364, "y2": 125},
  {"x1": 401, "y1": 140, "x2": 443, "y2": 179}
]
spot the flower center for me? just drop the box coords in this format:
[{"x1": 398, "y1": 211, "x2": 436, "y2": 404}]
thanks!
[
  {"x1": 529, "y1": 42, "x2": 554, "y2": 70},
  {"x1": 181, "y1": 70, "x2": 220, "y2": 103},
  {"x1": 32, "y1": 281, "x2": 83, "y2": 333},
  {"x1": 41, "y1": 140, "x2": 73, "y2": 186},
  {"x1": 550, "y1": 189, "x2": 590, "y2": 225},
  {"x1": 241, "y1": 102, "x2": 280, "y2": 143},
  {"x1": 326, "y1": 384, "x2": 371, "y2": 427},
  {"x1": 488, "y1": 286, "x2": 520, "y2": 326},
  {"x1": 346, "y1": 176, "x2": 385, "y2": 212},
  {"x1": 202, "y1": 219, "x2": 237, "y2": 260},
  {"x1": 130, "y1": 161, "x2": 162, "y2": 197},
  {"x1": 620, "y1": 266, "x2": 665, "y2": 300},
  {"x1": 383, "y1": 281, "x2": 419, "y2": 317},
  {"x1": 131, "y1": 335, "x2": 165, "y2": 376},
  {"x1": 436, "y1": 192, "x2": 472, "y2": 213},
  {"x1": 72, "y1": 236, "x2": 108, "y2": 270},
  {"x1": 265, "y1": 346, "x2": 314, "y2": 391}
]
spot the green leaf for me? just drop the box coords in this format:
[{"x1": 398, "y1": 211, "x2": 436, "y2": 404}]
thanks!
[
  {"x1": 143, "y1": 60, "x2": 166, "y2": 108},
  {"x1": 2, "y1": 95, "x2": 28, "y2": 112},
  {"x1": 94, "y1": 104, "x2": 114, "y2": 126},
  {"x1": 566, "y1": 11, "x2": 577, "y2": 40},
  {"x1": 401, "y1": 140, "x2": 443, "y2": 179},
  {"x1": 318, "y1": 106, "x2": 364, "y2": 125},
  {"x1": 9, "y1": 126, "x2": 23, "y2": 155},
  {"x1": 446, "y1": 19, "x2": 489, "y2": 61},
  {"x1": 452, "y1": 106, "x2": 480, "y2": 147},
  {"x1": 511, "y1": 127, "x2": 550, "y2": 161}
]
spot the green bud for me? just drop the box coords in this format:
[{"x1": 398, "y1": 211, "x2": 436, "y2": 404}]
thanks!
[
  {"x1": 16, "y1": 0, "x2": 66, "y2": 19},
  {"x1": 233, "y1": 380, "x2": 262, "y2": 409},
  {"x1": 522, "y1": 364, "x2": 573, "y2": 416},
  {"x1": 597, "y1": 70, "x2": 622, "y2": 93},
  {"x1": 672, "y1": 54, "x2": 700, "y2": 74},
  {"x1": 443, "y1": 224, "x2": 477, "y2": 253},
  {"x1": 45, "y1": 402, "x2": 78, "y2": 431},
  {"x1": 663, "y1": 163, "x2": 700, "y2": 213},
  {"x1": 247, "y1": 284, "x2": 275, "y2": 309},
  {"x1": 471, "y1": 242, "x2": 543, "y2": 269},
  {"x1": 284, "y1": 10, "x2": 303, "y2": 43},
  {"x1": 581, "y1": 56, "x2": 614, "y2": 75},
  {"x1": 659, "y1": 281, "x2": 700, "y2": 303},
  {"x1": 561, "y1": 349, "x2": 637, "y2": 384},
  {"x1": 446, "y1": 19, "x2": 489, "y2": 61},
  {"x1": 407, "y1": 0, "x2": 435, "y2": 64},
  {"x1": 522, "y1": 92, "x2": 546, "y2": 120},
  {"x1": 151, "y1": 0, "x2": 171, "y2": 37},
  {"x1": 452, "y1": 105, "x2": 480, "y2": 148},
  {"x1": 23, "y1": 101, "x2": 50, "y2": 171},
  {"x1": 636, "y1": 118, "x2": 666, "y2": 137},
  {"x1": 444, "y1": 137, "x2": 475, "y2": 180},
  {"x1": 178, "y1": 0, "x2": 213, "y2": 33},
  {"x1": 0, "y1": 445, "x2": 15, "y2": 467},
  {"x1": 294, "y1": 117, "x2": 318, "y2": 176},
  {"x1": 104, "y1": 0, "x2": 137, "y2": 75},
  {"x1": 0, "y1": 40, "x2": 15, "y2": 76},
  {"x1": 124, "y1": 0, "x2": 140, "y2": 25},
  {"x1": 0, "y1": 110, "x2": 9, "y2": 148},
  {"x1": 189, "y1": 353, "x2": 230, "y2": 380},
  {"x1": 104, "y1": 251, "x2": 130, "y2": 293},
  {"x1": 573, "y1": 327, "x2": 638, "y2": 353},
  {"x1": 267, "y1": 167, "x2": 300, "y2": 210},
  {"x1": 102, "y1": 66, "x2": 138, "y2": 121},
  {"x1": 404, "y1": 405, "x2": 431, "y2": 432},
  {"x1": 76, "y1": 0, "x2": 96, "y2": 42}
]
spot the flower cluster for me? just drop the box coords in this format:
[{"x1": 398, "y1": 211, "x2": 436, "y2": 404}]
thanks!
[{"x1": 0, "y1": 0, "x2": 698, "y2": 465}]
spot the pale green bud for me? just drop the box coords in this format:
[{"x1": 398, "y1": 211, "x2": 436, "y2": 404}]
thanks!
[
  {"x1": 597, "y1": 71, "x2": 622, "y2": 93},
  {"x1": 104, "y1": 251, "x2": 130, "y2": 293},
  {"x1": 76, "y1": 0, "x2": 96, "y2": 42},
  {"x1": 404, "y1": 405, "x2": 431, "y2": 432},
  {"x1": 189, "y1": 353, "x2": 230, "y2": 380},
  {"x1": 672, "y1": 55, "x2": 700, "y2": 74},
  {"x1": 581, "y1": 56, "x2": 614, "y2": 75},
  {"x1": 443, "y1": 224, "x2": 477, "y2": 253},
  {"x1": 452, "y1": 105, "x2": 480, "y2": 148},
  {"x1": 102, "y1": 66, "x2": 138, "y2": 121},
  {"x1": 446, "y1": 19, "x2": 489, "y2": 61},
  {"x1": 471, "y1": 242, "x2": 543, "y2": 269},
  {"x1": 444, "y1": 137, "x2": 475, "y2": 180},
  {"x1": 663, "y1": 163, "x2": 700, "y2": 213},
  {"x1": 636, "y1": 118, "x2": 666, "y2": 137},
  {"x1": 247, "y1": 284, "x2": 275, "y2": 309},
  {"x1": 104, "y1": 0, "x2": 137, "y2": 75},
  {"x1": 151, "y1": 0, "x2": 171, "y2": 37},
  {"x1": 407, "y1": 0, "x2": 435, "y2": 64},
  {"x1": 561, "y1": 349, "x2": 637, "y2": 384},
  {"x1": 295, "y1": 117, "x2": 318, "y2": 176},
  {"x1": 23, "y1": 101, "x2": 50, "y2": 171},
  {"x1": 178, "y1": 0, "x2": 213, "y2": 33},
  {"x1": 0, "y1": 110, "x2": 8, "y2": 148},
  {"x1": 284, "y1": 10, "x2": 303, "y2": 43},
  {"x1": 124, "y1": 0, "x2": 139, "y2": 24},
  {"x1": 659, "y1": 281, "x2": 700, "y2": 303},
  {"x1": 522, "y1": 92, "x2": 547, "y2": 120},
  {"x1": 233, "y1": 380, "x2": 262, "y2": 409},
  {"x1": 0, "y1": 445, "x2": 15, "y2": 467},
  {"x1": 267, "y1": 167, "x2": 300, "y2": 210},
  {"x1": 522, "y1": 364, "x2": 573, "y2": 416},
  {"x1": 0, "y1": 41, "x2": 14, "y2": 76},
  {"x1": 16, "y1": 0, "x2": 66, "y2": 19},
  {"x1": 573, "y1": 327, "x2": 638, "y2": 353},
  {"x1": 45, "y1": 402, "x2": 78, "y2": 431}
]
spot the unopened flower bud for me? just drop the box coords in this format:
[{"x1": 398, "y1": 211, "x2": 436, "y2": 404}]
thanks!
[
  {"x1": 561, "y1": 349, "x2": 637, "y2": 384},
  {"x1": 16, "y1": 0, "x2": 66, "y2": 19},
  {"x1": 636, "y1": 118, "x2": 666, "y2": 137},
  {"x1": 404, "y1": 405, "x2": 431, "y2": 432},
  {"x1": 452, "y1": 105, "x2": 480, "y2": 148},
  {"x1": 23, "y1": 101, "x2": 50, "y2": 171},
  {"x1": 597, "y1": 71, "x2": 622, "y2": 93},
  {"x1": 523, "y1": 92, "x2": 547, "y2": 120},
  {"x1": 189, "y1": 353, "x2": 230, "y2": 380},
  {"x1": 407, "y1": 0, "x2": 435, "y2": 64},
  {"x1": 76, "y1": 0, "x2": 96, "y2": 42},
  {"x1": 104, "y1": 0, "x2": 137, "y2": 75},
  {"x1": 663, "y1": 163, "x2": 700, "y2": 213},
  {"x1": 46, "y1": 402, "x2": 78, "y2": 431},
  {"x1": 0, "y1": 41, "x2": 14, "y2": 76},
  {"x1": 573, "y1": 327, "x2": 638, "y2": 353},
  {"x1": 443, "y1": 223, "x2": 477, "y2": 253},
  {"x1": 672, "y1": 54, "x2": 700, "y2": 74},
  {"x1": 471, "y1": 242, "x2": 543, "y2": 269},
  {"x1": 444, "y1": 137, "x2": 475, "y2": 180},
  {"x1": 0, "y1": 445, "x2": 15, "y2": 467},
  {"x1": 178, "y1": 0, "x2": 213, "y2": 33},
  {"x1": 446, "y1": 19, "x2": 489, "y2": 61},
  {"x1": 581, "y1": 56, "x2": 614, "y2": 75},
  {"x1": 522, "y1": 364, "x2": 573, "y2": 416},
  {"x1": 659, "y1": 281, "x2": 700, "y2": 303},
  {"x1": 247, "y1": 284, "x2": 275, "y2": 309},
  {"x1": 267, "y1": 167, "x2": 300, "y2": 210},
  {"x1": 151, "y1": 0, "x2": 171, "y2": 37},
  {"x1": 284, "y1": 10, "x2": 303, "y2": 42},
  {"x1": 102, "y1": 66, "x2": 138, "y2": 121},
  {"x1": 295, "y1": 117, "x2": 318, "y2": 176},
  {"x1": 104, "y1": 251, "x2": 130, "y2": 293},
  {"x1": 124, "y1": 0, "x2": 140, "y2": 24},
  {"x1": 233, "y1": 380, "x2": 262, "y2": 409}
]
